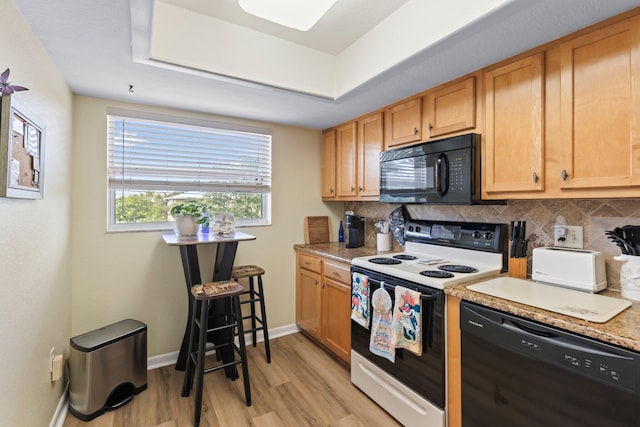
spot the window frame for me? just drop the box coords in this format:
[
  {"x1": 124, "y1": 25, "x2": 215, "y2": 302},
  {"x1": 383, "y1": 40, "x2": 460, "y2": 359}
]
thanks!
[{"x1": 105, "y1": 108, "x2": 272, "y2": 233}]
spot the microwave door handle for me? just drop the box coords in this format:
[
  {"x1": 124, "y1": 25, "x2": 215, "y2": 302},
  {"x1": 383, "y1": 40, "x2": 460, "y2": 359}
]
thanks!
[{"x1": 437, "y1": 153, "x2": 449, "y2": 197}]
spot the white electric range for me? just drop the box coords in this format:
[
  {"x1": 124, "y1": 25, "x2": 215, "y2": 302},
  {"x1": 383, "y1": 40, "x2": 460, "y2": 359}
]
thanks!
[{"x1": 350, "y1": 219, "x2": 508, "y2": 427}]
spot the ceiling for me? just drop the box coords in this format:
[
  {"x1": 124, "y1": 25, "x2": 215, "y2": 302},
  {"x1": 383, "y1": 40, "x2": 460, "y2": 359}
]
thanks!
[{"x1": 12, "y1": 0, "x2": 640, "y2": 129}]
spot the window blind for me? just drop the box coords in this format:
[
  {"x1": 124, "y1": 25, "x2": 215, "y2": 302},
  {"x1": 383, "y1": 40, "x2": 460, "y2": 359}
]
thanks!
[{"x1": 107, "y1": 114, "x2": 272, "y2": 193}]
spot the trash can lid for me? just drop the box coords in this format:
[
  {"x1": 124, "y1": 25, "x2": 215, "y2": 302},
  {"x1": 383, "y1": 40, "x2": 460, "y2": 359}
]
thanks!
[{"x1": 71, "y1": 319, "x2": 147, "y2": 352}]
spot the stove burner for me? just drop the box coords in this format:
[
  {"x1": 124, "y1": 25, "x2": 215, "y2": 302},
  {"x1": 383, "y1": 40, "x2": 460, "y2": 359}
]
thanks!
[
  {"x1": 420, "y1": 270, "x2": 455, "y2": 279},
  {"x1": 438, "y1": 264, "x2": 479, "y2": 274},
  {"x1": 393, "y1": 254, "x2": 418, "y2": 261},
  {"x1": 368, "y1": 257, "x2": 402, "y2": 265}
]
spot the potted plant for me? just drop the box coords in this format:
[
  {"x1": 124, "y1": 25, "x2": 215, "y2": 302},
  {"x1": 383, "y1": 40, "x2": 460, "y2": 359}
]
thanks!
[{"x1": 170, "y1": 201, "x2": 210, "y2": 236}]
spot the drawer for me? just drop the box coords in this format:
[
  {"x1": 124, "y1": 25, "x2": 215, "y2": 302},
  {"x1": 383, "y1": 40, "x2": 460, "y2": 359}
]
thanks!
[
  {"x1": 323, "y1": 260, "x2": 351, "y2": 284},
  {"x1": 298, "y1": 253, "x2": 321, "y2": 273}
]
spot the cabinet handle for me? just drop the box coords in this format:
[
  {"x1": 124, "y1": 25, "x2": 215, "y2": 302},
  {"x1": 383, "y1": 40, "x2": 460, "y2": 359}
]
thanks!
[
  {"x1": 532, "y1": 172, "x2": 539, "y2": 183},
  {"x1": 413, "y1": 127, "x2": 419, "y2": 135},
  {"x1": 428, "y1": 123, "x2": 433, "y2": 131},
  {"x1": 358, "y1": 186, "x2": 363, "y2": 192},
  {"x1": 351, "y1": 186, "x2": 355, "y2": 192},
  {"x1": 322, "y1": 283, "x2": 326, "y2": 288},
  {"x1": 332, "y1": 271, "x2": 340, "y2": 276},
  {"x1": 561, "y1": 169, "x2": 569, "y2": 181},
  {"x1": 330, "y1": 188, "x2": 334, "y2": 194},
  {"x1": 304, "y1": 261, "x2": 311, "y2": 265},
  {"x1": 314, "y1": 280, "x2": 318, "y2": 286}
]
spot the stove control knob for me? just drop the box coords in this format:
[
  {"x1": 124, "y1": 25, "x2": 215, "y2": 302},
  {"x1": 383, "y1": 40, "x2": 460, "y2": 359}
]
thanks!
[
  {"x1": 408, "y1": 225, "x2": 414, "y2": 232},
  {"x1": 472, "y1": 231, "x2": 482, "y2": 239},
  {"x1": 415, "y1": 226, "x2": 421, "y2": 233},
  {"x1": 483, "y1": 232, "x2": 493, "y2": 240}
]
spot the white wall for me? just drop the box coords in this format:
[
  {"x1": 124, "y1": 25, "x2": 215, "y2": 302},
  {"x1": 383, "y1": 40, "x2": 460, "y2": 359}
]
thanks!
[
  {"x1": 71, "y1": 97, "x2": 339, "y2": 357},
  {"x1": 0, "y1": 0, "x2": 73, "y2": 425}
]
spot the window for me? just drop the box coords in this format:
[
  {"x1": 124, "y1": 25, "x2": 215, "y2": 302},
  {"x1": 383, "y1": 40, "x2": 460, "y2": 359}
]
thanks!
[{"x1": 106, "y1": 108, "x2": 272, "y2": 232}]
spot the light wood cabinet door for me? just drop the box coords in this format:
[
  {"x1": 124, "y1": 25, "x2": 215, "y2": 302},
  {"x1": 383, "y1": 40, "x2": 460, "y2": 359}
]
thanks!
[
  {"x1": 424, "y1": 76, "x2": 476, "y2": 139},
  {"x1": 321, "y1": 276, "x2": 351, "y2": 364},
  {"x1": 357, "y1": 112, "x2": 383, "y2": 197},
  {"x1": 384, "y1": 97, "x2": 422, "y2": 149},
  {"x1": 297, "y1": 266, "x2": 322, "y2": 340},
  {"x1": 336, "y1": 122, "x2": 357, "y2": 197},
  {"x1": 559, "y1": 16, "x2": 640, "y2": 189},
  {"x1": 322, "y1": 129, "x2": 337, "y2": 199},
  {"x1": 484, "y1": 53, "x2": 545, "y2": 194}
]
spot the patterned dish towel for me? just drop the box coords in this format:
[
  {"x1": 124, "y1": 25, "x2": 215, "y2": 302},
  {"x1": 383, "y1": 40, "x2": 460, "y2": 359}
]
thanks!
[
  {"x1": 369, "y1": 285, "x2": 395, "y2": 363},
  {"x1": 351, "y1": 272, "x2": 370, "y2": 328},
  {"x1": 391, "y1": 286, "x2": 422, "y2": 356}
]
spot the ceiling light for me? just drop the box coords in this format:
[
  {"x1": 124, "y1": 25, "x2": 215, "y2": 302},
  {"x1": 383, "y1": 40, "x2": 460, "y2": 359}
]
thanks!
[{"x1": 239, "y1": 0, "x2": 337, "y2": 31}]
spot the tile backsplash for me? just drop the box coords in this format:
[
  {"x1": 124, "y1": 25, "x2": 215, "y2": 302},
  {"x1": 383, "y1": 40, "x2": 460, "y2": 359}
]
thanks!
[{"x1": 344, "y1": 199, "x2": 640, "y2": 291}]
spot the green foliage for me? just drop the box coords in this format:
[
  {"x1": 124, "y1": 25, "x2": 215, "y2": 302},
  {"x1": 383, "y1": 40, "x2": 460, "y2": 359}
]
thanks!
[
  {"x1": 169, "y1": 201, "x2": 210, "y2": 227},
  {"x1": 114, "y1": 191, "x2": 262, "y2": 224}
]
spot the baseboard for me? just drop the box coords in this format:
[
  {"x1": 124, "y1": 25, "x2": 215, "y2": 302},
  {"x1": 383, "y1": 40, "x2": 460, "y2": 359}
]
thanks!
[
  {"x1": 49, "y1": 382, "x2": 69, "y2": 427},
  {"x1": 148, "y1": 323, "x2": 300, "y2": 370}
]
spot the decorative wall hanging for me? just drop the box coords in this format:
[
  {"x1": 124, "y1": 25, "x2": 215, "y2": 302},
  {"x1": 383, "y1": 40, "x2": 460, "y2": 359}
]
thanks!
[{"x1": 0, "y1": 95, "x2": 46, "y2": 199}]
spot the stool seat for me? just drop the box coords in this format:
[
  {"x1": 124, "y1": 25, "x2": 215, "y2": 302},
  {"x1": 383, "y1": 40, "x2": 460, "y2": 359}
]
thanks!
[
  {"x1": 231, "y1": 264, "x2": 271, "y2": 363},
  {"x1": 191, "y1": 280, "x2": 244, "y2": 300},
  {"x1": 231, "y1": 265, "x2": 265, "y2": 279}
]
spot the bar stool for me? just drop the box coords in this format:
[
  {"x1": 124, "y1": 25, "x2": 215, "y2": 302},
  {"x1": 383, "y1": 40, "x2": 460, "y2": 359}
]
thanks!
[
  {"x1": 231, "y1": 265, "x2": 271, "y2": 363},
  {"x1": 181, "y1": 280, "x2": 251, "y2": 427}
]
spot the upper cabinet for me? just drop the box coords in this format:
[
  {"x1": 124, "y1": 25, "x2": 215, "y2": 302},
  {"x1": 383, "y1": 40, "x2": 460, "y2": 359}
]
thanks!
[
  {"x1": 336, "y1": 122, "x2": 358, "y2": 197},
  {"x1": 321, "y1": 129, "x2": 336, "y2": 198},
  {"x1": 384, "y1": 97, "x2": 422, "y2": 149},
  {"x1": 423, "y1": 76, "x2": 477, "y2": 139},
  {"x1": 483, "y1": 53, "x2": 545, "y2": 195},
  {"x1": 558, "y1": 16, "x2": 640, "y2": 190},
  {"x1": 357, "y1": 112, "x2": 383, "y2": 197},
  {"x1": 322, "y1": 113, "x2": 383, "y2": 201}
]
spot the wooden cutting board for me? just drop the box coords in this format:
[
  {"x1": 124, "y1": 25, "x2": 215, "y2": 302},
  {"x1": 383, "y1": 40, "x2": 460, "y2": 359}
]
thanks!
[{"x1": 304, "y1": 216, "x2": 332, "y2": 244}]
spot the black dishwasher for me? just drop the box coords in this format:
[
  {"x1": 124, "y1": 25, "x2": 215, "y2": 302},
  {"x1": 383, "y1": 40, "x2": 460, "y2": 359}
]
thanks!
[{"x1": 460, "y1": 301, "x2": 640, "y2": 427}]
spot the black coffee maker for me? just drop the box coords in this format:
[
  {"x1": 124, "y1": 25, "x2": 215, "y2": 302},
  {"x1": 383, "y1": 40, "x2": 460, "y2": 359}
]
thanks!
[{"x1": 345, "y1": 211, "x2": 365, "y2": 248}]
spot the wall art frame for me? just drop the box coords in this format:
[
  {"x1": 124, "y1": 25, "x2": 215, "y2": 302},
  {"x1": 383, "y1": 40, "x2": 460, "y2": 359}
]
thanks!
[{"x1": 0, "y1": 95, "x2": 46, "y2": 199}]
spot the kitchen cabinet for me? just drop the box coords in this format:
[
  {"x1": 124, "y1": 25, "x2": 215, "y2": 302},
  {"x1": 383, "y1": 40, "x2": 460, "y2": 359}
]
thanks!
[
  {"x1": 483, "y1": 53, "x2": 545, "y2": 195},
  {"x1": 296, "y1": 253, "x2": 322, "y2": 340},
  {"x1": 384, "y1": 97, "x2": 422, "y2": 149},
  {"x1": 336, "y1": 122, "x2": 357, "y2": 197},
  {"x1": 321, "y1": 129, "x2": 336, "y2": 199},
  {"x1": 295, "y1": 251, "x2": 352, "y2": 364},
  {"x1": 423, "y1": 76, "x2": 476, "y2": 139},
  {"x1": 322, "y1": 113, "x2": 382, "y2": 201},
  {"x1": 357, "y1": 112, "x2": 383, "y2": 197},
  {"x1": 558, "y1": 16, "x2": 640, "y2": 190},
  {"x1": 321, "y1": 260, "x2": 351, "y2": 363}
]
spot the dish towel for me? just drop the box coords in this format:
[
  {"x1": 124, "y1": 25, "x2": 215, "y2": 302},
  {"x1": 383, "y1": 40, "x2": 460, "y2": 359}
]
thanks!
[
  {"x1": 351, "y1": 272, "x2": 370, "y2": 328},
  {"x1": 369, "y1": 285, "x2": 395, "y2": 363},
  {"x1": 391, "y1": 286, "x2": 423, "y2": 356}
]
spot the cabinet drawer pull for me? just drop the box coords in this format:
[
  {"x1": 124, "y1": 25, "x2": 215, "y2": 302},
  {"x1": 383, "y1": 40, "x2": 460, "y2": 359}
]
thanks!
[
  {"x1": 314, "y1": 280, "x2": 318, "y2": 285},
  {"x1": 305, "y1": 261, "x2": 311, "y2": 265},
  {"x1": 414, "y1": 127, "x2": 419, "y2": 135},
  {"x1": 428, "y1": 123, "x2": 433, "y2": 131},
  {"x1": 332, "y1": 271, "x2": 340, "y2": 276},
  {"x1": 351, "y1": 186, "x2": 355, "y2": 192},
  {"x1": 532, "y1": 172, "x2": 539, "y2": 183},
  {"x1": 330, "y1": 188, "x2": 334, "y2": 194},
  {"x1": 561, "y1": 169, "x2": 568, "y2": 181},
  {"x1": 358, "y1": 186, "x2": 363, "y2": 192}
]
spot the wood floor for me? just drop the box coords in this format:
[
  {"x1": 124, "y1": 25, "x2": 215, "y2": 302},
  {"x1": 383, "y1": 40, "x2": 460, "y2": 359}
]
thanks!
[{"x1": 63, "y1": 333, "x2": 401, "y2": 427}]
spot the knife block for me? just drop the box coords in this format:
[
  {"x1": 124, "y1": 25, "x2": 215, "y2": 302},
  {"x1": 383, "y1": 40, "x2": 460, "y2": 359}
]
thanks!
[{"x1": 508, "y1": 257, "x2": 528, "y2": 279}]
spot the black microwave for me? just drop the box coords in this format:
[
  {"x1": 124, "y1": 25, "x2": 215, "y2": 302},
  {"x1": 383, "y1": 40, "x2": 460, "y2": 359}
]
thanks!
[{"x1": 379, "y1": 133, "x2": 481, "y2": 204}]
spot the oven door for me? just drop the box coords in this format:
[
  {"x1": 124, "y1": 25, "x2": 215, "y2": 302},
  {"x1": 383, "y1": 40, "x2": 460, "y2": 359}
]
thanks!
[{"x1": 350, "y1": 266, "x2": 445, "y2": 409}]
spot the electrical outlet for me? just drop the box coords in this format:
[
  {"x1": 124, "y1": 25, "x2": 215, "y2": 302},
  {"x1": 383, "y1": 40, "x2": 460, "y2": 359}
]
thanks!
[{"x1": 554, "y1": 225, "x2": 583, "y2": 249}]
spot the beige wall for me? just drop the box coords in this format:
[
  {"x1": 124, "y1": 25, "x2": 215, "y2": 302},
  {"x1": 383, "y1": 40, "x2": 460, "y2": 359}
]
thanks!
[
  {"x1": 0, "y1": 0, "x2": 73, "y2": 425},
  {"x1": 71, "y1": 96, "x2": 339, "y2": 357}
]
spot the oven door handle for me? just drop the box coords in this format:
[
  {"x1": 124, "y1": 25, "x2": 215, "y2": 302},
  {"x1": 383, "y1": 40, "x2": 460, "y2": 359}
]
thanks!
[{"x1": 421, "y1": 294, "x2": 438, "y2": 353}]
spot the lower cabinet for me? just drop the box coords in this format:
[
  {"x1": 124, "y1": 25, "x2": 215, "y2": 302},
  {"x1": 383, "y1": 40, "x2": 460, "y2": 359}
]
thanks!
[{"x1": 296, "y1": 251, "x2": 351, "y2": 364}]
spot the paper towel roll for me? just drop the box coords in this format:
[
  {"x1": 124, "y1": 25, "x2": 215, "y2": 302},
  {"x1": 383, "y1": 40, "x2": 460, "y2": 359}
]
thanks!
[{"x1": 377, "y1": 233, "x2": 392, "y2": 252}]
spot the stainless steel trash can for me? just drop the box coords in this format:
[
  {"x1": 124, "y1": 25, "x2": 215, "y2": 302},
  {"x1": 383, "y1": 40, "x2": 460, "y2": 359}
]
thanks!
[{"x1": 69, "y1": 319, "x2": 147, "y2": 421}]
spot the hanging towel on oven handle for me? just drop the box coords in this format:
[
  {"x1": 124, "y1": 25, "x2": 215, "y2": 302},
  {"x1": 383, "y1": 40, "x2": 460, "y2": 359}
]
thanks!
[
  {"x1": 391, "y1": 286, "x2": 423, "y2": 356},
  {"x1": 351, "y1": 272, "x2": 370, "y2": 328}
]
